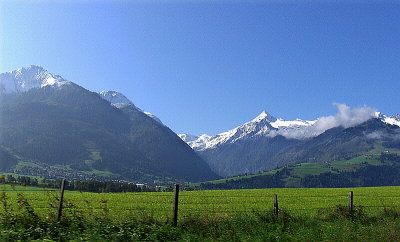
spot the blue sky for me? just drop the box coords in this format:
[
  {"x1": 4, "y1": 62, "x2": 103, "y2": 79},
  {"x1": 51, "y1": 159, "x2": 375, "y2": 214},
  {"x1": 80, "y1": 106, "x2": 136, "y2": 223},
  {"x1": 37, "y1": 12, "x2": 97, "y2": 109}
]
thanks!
[{"x1": 1, "y1": 1, "x2": 399, "y2": 135}]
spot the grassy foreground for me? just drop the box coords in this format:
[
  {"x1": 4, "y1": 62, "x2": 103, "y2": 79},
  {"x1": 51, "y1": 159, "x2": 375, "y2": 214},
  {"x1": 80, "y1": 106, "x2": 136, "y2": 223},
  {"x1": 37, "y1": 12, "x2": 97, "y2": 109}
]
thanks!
[
  {"x1": 1, "y1": 185, "x2": 399, "y2": 219},
  {"x1": 2, "y1": 204, "x2": 400, "y2": 241},
  {"x1": 1, "y1": 185, "x2": 400, "y2": 240}
]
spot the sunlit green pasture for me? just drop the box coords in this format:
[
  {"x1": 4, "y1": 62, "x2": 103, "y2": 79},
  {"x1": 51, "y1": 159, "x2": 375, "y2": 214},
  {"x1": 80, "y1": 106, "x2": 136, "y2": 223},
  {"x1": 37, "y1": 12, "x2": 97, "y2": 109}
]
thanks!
[
  {"x1": 195, "y1": 153, "x2": 385, "y2": 187},
  {"x1": 1, "y1": 185, "x2": 400, "y2": 221}
]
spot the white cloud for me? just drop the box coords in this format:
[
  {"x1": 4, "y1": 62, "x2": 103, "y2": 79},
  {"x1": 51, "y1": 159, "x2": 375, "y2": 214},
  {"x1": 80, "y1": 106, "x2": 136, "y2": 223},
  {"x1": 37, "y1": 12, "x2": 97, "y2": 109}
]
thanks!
[{"x1": 275, "y1": 103, "x2": 377, "y2": 139}]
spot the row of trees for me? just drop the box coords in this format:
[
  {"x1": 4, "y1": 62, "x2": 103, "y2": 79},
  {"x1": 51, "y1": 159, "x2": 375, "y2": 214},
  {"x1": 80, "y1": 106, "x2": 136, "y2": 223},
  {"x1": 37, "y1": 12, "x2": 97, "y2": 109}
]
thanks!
[
  {"x1": 45, "y1": 179, "x2": 158, "y2": 193},
  {"x1": 0, "y1": 174, "x2": 161, "y2": 193},
  {"x1": 0, "y1": 174, "x2": 39, "y2": 186}
]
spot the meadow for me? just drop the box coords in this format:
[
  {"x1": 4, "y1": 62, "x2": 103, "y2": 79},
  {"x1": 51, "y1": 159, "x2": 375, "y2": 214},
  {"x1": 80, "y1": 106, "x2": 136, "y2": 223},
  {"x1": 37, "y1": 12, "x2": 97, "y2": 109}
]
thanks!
[
  {"x1": 1, "y1": 185, "x2": 400, "y2": 220},
  {"x1": 2, "y1": 184, "x2": 400, "y2": 241}
]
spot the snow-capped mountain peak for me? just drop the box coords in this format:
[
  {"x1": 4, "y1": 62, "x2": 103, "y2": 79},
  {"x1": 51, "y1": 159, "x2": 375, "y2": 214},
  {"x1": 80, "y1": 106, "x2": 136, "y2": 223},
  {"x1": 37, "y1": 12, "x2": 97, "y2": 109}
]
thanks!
[
  {"x1": 0, "y1": 65, "x2": 69, "y2": 93},
  {"x1": 98, "y1": 90, "x2": 135, "y2": 107},
  {"x1": 1, "y1": 66, "x2": 166, "y2": 126},
  {"x1": 178, "y1": 134, "x2": 212, "y2": 150},
  {"x1": 180, "y1": 109, "x2": 400, "y2": 152},
  {"x1": 179, "y1": 111, "x2": 318, "y2": 151},
  {"x1": 381, "y1": 113, "x2": 400, "y2": 127},
  {"x1": 251, "y1": 111, "x2": 277, "y2": 123},
  {"x1": 178, "y1": 111, "x2": 282, "y2": 151},
  {"x1": 98, "y1": 90, "x2": 164, "y2": 125}
]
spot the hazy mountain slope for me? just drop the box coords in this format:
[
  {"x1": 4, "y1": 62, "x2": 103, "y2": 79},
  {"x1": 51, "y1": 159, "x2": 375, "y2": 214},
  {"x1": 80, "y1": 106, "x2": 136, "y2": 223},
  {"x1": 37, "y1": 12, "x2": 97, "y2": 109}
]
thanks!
[
  {"x1": 0, "y1": 66, "x2": 217, "y2": 182},
  {"x1": 117, "y1": 105, "x2": 215, "y2": 180},
  {"x1": 0, "y1": 146, "x2": 18, "y2": 171},
  {"x1": 199, "y1": 135, "x2": 300, "y2": 176},
  {"x1": 98, "y1": 90, "x2": 164, "y2": 125},
  {"x1": 1, "y1": 83, "x2": 132, "y2": 162}
]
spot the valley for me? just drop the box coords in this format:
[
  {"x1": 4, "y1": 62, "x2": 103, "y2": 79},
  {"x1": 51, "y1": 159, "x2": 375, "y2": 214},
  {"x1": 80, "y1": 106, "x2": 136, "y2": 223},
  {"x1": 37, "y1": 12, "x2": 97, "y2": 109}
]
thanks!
[{"x1": 1, "y1": 66, "x2": 400, "y2": 190}]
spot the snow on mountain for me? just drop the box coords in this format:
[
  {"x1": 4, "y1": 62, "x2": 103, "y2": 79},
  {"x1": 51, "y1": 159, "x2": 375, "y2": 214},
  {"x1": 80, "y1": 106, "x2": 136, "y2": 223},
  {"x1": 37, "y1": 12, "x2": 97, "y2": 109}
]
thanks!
[
  {"x1": 380, "y1": 113, "x2": 400, "y2": 127},
  {"x1": 251, "y1": 111, "x2": 277, "y2": 123},
  {"x1": 144, "y1": 112, "x2": 163, "y2": 125},
  {"x1": 393, "y1": 114, "x2": 400, "y2": 123},
  {"x1": 99, "y1": 90, "x2": 136, "y2": 108},
  {"x1": 179, "y1": 107, "x2": 395, "y2": 151},
  {"x1": 0, "y1": 65, "x2": 70, "y2": 93},
  {"x1": 0, "y1": 65, "x2": 165, "y2": 126},
  {"x1": 179, "y1": 134, "x2": 212, "y2": 150},
  {"x1": 270, "y1": 118, "x2": 316, "y2": 129},
  {"x1": 180, "y1": 111, "x2": 316, "y2": 151},
  {"x1": 178, "y1": 134, "x2": 199, "y2": 142},
  {"x1": 99, "y1": 90, "x2": 163, "y2": 125}
]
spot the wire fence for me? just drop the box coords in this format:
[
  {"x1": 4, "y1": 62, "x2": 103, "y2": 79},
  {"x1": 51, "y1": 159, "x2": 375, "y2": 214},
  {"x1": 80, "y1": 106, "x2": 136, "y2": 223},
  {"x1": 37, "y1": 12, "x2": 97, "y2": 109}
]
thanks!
[{"x1": 1, "y1": 183, "x2": 400, "y2": 224}]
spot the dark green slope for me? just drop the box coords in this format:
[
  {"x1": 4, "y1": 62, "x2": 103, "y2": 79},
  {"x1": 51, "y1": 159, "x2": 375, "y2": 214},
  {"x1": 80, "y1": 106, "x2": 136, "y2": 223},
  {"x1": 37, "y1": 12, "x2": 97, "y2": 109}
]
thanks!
[
  {"x1": 119, "y1": 105, "x2": 219, "y2": 182},
  {"x1": 196, "y1": 152, "x2": 400, "y2": 190},
  {"x1": 0, "y1": 84, "x2": 217, "y2": 182}
]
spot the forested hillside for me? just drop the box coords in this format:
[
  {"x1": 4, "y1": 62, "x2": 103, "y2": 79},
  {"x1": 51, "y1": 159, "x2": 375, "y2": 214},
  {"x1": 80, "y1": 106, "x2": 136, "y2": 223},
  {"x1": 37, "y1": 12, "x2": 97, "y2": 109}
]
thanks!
[{"x1": 0, "y1": 84, "x2": 217, "y2": 183}]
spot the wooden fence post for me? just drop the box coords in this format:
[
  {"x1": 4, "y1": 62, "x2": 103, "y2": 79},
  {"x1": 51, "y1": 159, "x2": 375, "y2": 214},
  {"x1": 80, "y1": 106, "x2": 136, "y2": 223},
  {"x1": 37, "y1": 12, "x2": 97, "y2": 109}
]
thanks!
[
  {"x1": 173, "y1": 184, "x2": 180, "y2": 226},
  {"x1": 274, "y1": 194, "x2": 279, "y2": 215},
  {"x1": 348, "y1": 191, "x2": 353, "y2": 214},
  {"x1": 57, "y1": 179, "x2": 66, "y2": 221}
]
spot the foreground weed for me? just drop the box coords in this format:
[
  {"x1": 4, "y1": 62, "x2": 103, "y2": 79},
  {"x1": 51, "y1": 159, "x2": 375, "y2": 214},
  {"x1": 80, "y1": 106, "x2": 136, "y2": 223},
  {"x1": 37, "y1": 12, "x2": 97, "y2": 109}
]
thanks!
[
  {"x1": 0, "y1": 192, "x2": 13, "y2": 227},
  {"x1": 254, "y1": 209, "x2": 294, "y2": 225},
  {"x1": 317, "y1": 204, "x2": 366, "y2": 221},
  {"x1": 380, "y1": 207, "x2": 400, "y2": 220},
  {"x1": 16, "y1": 193, "x2": 40, "y2": 226}
]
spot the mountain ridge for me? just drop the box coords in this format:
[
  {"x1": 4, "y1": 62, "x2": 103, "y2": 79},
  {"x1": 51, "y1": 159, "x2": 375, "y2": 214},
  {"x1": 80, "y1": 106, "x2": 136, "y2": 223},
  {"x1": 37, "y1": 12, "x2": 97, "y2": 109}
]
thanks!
[
  {"x1": 180, "y1": 110, "x2": 399, "y2": 152},
  {"x1": 0, "y1": 65, "x2": 70, "y2": 94},
  {"x1": 98, "y1": 90, "x2": 163, "y2": 125},
  {"x1": 0, "y1": 66, "x2": 164, "y2": 125},
  {"x1": 0, "y1": 66, "x2": 217, "y2": 183},
  {"x1": 180, "y1": 110, "x2": 400, "y2": 177},
  {"x1": 2, "y1": 65, "x2": 400, "y2": 183}
]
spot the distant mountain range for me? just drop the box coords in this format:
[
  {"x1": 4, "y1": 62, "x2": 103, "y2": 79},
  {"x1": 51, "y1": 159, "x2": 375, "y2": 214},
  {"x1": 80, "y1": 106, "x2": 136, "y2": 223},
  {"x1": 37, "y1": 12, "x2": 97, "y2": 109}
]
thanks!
[
  {"x1": 180, "y1": 109, "x2": 400, "y2": 177},
  {"x1": 0, "y1": 65, "x2": 218, "y2": 183},
  {"x1": 2, "y1": 65, "x2": 400, "y2": 187}
]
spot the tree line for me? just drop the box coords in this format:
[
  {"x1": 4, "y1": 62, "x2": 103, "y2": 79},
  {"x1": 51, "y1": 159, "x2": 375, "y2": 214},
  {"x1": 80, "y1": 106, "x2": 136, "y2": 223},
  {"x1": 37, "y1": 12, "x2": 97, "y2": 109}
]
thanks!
[{"x1": 0, "y1": 174, "x2": 165, "y2": 193}]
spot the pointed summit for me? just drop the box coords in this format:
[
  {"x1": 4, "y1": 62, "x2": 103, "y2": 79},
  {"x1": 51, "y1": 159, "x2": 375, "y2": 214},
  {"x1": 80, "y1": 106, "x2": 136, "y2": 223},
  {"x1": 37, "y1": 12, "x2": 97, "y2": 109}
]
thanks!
[
  {"x1": 0, "y1": 65, "x2": 68, "y2": 93},
  {"x1": 16, "y1": 65, "x2": 45, "y2": 73},
  {"x1": 251, "y1": 110, "x2": 277, "y2": 123}
]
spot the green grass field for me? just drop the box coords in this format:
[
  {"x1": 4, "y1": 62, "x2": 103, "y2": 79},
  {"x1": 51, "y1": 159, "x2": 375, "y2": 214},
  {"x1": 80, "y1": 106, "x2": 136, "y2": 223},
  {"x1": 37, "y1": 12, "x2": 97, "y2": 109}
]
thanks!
[
  {"x1": 2, "y1": 185, "x2": 400, "y2": 241},
  {"x1": 1, "y1": 185, "x2": 400, "y2": 221}
]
